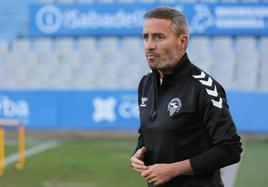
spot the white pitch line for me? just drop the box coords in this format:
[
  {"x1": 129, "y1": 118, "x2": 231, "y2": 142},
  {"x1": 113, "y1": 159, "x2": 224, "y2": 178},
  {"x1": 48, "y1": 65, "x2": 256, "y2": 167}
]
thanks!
[{"x1": 5, "y1": 141, "x2": 60, "y2": 166}]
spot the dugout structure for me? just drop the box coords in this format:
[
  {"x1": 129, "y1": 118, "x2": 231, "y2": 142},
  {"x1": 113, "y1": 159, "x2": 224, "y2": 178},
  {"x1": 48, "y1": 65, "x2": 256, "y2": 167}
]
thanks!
[{"x1": 0, "y1": 119, "x2": 25, "y2": 175}]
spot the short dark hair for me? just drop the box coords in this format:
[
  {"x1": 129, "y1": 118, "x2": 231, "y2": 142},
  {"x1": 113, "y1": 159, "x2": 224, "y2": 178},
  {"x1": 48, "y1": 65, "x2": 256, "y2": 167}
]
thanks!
[{"x1": 144, "y1": 7, "x2": 189, "y2": 36}]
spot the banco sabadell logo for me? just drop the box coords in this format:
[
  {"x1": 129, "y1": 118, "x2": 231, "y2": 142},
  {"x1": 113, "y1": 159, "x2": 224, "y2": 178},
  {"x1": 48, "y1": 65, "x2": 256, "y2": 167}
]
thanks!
[{"x1": 36, "y1": 5, "x2": 63, "y2": 34}]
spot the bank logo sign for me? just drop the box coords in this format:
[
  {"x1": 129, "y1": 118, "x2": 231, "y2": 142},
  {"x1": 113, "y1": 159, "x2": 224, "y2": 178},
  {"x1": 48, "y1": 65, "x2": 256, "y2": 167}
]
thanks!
[
  {"x1": 93, "y1": 97, "x2": 117, "y2": 122},
  {"x1": 0, "y1": 95, "x2": 30, "y2": 124},
  {"x1": 30, "y1": 3, "x2": 268, "y2": 36},
  {"x1": 92, "y1": 96, "x2": 139, "y2": 123},
  {"x1": 35, "y1": 5, "x2": 63, "y2": 34},
  {"x1": 30, "y1": 4, "x2": 146, "y2": 36}
]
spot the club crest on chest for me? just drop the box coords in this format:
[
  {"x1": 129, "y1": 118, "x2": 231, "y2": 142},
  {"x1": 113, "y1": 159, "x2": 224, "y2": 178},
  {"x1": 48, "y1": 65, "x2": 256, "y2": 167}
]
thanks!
[{"x1": 167, "y1": 98, "x2": 182, "y2": 117}]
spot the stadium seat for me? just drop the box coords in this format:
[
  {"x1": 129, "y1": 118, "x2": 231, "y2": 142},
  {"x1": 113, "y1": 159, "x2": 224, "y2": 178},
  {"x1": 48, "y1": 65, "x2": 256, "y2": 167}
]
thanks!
[
  {"x1": 211, "y1": 36, "x2": 235, "y2": 90},
  {"x1": 76, "y1": 38, "x2": 102, "y2": 88},
  {"x1": 158, "y1": 0, "x2": 176, "y2": 3},
  {"x1": 117, "y1": 0, "x2": 135, "y2": 3},
  {"x1": 234, "y1": 36, "x2": 259, "y2": 91},
  {"x1": 258, "y1": 37, "x2": 268, "y2": 91},
  {"x1": 199, "y1": 0, "x2": 218, "y2": 3},
  {"x1": 121, "y1": 37, "x2": 144, "y2": 64},
  {"x1": 4, "y1": 39, "x2": 33, "y2": 88},
  {"x1": 29, "y1": 38, "x2": 59, "y2": 89},
  {"x1": 99, "y1": 36, "x2": 122, "y2": 64},
  {"x1": 77, "y1": 37, "x2": 97, "y2": 54},
  {"x1": 56, "y1": 0, "x2": 75, "y2": 3},
  {"x1": 188, "y1": 37, "x2": 213, "y2": 74},
  {"x1": 241, "y1": 0, "x2": 259, "y2": 2},
  {"x1": 180, "y1": 0, "x2": 197, "y2": 3},
  {"x1": 220, "y1": 0, "x2": 239, "y2": 2},
  {"x1": 138, "y1": 0, "x2": 156, "y2": 3},
  {"x1": 35, "y1": 0, "x2": 55, "y2": 3},
  {"x1": 119, "y1": 36, "x2": 149, "y2": 89},
  {"x1": 97, "y1": 0, "x2": 115, "y2": 3},
  {"x1": 12, "y1": 38, "x2": 30, "y2": 54},
  {"x1": 76, "y1": 0, "x2": 95, "y2": 3},
  {"x1": 0, "y1": 40, "x2": 9, "y2": 55}
]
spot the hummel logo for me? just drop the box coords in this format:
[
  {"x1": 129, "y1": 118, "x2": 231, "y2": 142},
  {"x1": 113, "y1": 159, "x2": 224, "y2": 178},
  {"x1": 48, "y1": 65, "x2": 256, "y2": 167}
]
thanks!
[
  {"x1": 211, "y1": 97, "x2": 223, "y2": 109},
  {"x1": 206, "y1": 85, "x2": 218, "y2": 97},
  {"x1": 199, "y1": 77, "x2": 212, "y2": 87},
  {"x1": 140, "y1": 97, "x2": 148, "y2": 107},
  {"x1": 193, "y1": 71, "x2": 223, "y2": 109},
  {"x1": 192, "y1": 71, "x2": 206, "y2": 79}
]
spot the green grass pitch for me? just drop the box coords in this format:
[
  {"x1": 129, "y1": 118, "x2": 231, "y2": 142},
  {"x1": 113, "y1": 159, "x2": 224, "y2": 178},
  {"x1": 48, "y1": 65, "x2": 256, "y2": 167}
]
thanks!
[{"x1": 1, "y1": 134, "x2": 268, "y2": 187}]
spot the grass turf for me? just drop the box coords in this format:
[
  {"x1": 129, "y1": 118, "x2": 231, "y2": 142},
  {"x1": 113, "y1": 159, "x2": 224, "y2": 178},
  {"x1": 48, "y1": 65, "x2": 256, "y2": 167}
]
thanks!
[
  {"x1": 1, "y1": 136, "x2": 268, "y2": 187},
  {"x1": 1, "y1": 137, "x2": 146, "y2": 187},
  {"x1": 234, "y1": 138, "x2": 268, "y2": 187}
]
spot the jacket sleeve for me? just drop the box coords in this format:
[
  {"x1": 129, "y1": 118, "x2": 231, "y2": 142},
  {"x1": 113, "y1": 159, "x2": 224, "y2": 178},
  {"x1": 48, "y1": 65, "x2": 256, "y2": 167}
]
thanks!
[
  {"x1": 133, "y1": 76, "x2": 146, "y2": 155},
  {"x1": 189, "y1": 83, "x2": 243, "y2": 173}
]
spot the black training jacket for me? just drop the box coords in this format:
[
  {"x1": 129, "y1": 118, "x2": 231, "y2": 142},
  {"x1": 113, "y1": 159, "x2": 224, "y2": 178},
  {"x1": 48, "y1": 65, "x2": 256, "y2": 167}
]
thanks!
[{"x1": 135, "y1": 53, "x2": 242, "y2": 187}]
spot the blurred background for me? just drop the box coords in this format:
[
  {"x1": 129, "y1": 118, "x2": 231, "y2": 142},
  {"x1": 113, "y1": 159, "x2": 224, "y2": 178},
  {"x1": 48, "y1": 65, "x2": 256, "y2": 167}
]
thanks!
[{"x1": 0, "y1": 0, "x2": 268, "y2": 187}]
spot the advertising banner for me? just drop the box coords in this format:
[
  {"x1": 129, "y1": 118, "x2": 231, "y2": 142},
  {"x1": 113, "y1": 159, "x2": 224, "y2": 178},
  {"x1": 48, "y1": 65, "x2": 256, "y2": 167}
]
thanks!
[
  {"x1": 0, "y1": 91, "x2": 139, "y2": 130},
  {"x1": 29, "y1": 3, "x2": 268, "y2": 36},
  {"x1": 0, "y1": 90, "x2": 267, "y2": 132}
]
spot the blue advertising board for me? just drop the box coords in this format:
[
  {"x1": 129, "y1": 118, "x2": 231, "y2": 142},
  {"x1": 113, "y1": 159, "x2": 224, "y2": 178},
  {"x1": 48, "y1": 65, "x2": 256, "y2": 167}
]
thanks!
[
  {"x1": 0, "y1": 90, "x2": 267, "y2": 133},
  {"x1": 0, "y1": 90, "x2": 139, "y2": 130},
  {"x1": 29, "y1": 3, "x2": 268, "y2": 36}
]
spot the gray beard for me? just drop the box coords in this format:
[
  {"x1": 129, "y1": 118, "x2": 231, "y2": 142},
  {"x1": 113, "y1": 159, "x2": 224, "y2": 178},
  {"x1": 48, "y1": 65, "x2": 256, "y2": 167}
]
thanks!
[{"x1": 154, "y1": 53, "x2": 179, "y2": 73}]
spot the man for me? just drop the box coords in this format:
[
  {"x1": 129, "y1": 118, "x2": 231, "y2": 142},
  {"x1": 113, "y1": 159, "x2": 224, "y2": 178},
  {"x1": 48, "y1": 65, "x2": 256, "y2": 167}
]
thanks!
[{"x1": 130, "y1": 7, "x2": 242, "y2": 187}]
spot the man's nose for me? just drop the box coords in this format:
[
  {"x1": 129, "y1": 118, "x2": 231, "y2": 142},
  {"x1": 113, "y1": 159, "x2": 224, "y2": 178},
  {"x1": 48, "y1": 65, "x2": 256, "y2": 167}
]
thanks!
[{"x1": 145, "y1": 39, "x2": 157, "y2": 50}]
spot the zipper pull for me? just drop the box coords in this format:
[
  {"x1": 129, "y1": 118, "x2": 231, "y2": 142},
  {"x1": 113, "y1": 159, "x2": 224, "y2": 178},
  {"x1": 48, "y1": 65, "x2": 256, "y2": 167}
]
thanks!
[{"x1": 151, "y1": 110, "x2": 157, "y2": 121}]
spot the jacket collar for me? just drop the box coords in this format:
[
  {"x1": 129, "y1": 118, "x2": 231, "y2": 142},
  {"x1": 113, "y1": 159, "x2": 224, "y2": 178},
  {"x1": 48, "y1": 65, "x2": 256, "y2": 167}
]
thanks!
[{"x1": 152, "y1": 52, "x2": 192, "y2": 87}]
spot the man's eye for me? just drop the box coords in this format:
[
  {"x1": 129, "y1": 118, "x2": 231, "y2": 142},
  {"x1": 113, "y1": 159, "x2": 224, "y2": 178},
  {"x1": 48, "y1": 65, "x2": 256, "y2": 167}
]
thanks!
[
  {"x1": 155, "y1": 35, "x2": 164, "y2": 40},
  {"x1": 143, "y1": 35, "x2": 148, "y2": 40}
]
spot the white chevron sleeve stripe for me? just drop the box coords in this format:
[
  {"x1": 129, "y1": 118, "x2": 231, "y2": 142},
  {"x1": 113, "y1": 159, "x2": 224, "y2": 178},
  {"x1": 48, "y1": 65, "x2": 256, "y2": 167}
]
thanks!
[
  {"x1": 211, "y1": 97, "x2": 223, "y2": 109},
  {"x1": 206, "y1": 85, "x2": 218, "y2": 97},
  {"x1": 192, "y1": 71, "x2": 206, "y2": 79},
  {"x1": 199, "y1": 77, "x2": 212, "y2": 87}
]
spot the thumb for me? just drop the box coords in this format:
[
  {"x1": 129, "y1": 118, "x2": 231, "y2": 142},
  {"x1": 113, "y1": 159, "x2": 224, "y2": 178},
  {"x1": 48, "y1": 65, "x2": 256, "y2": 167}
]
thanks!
[
  {"x1": 141, "y1": 147, "x2": 146, "y2": 155},
  {"x1": 138, "y1": 147, "x2": 146, "y2": 159}
]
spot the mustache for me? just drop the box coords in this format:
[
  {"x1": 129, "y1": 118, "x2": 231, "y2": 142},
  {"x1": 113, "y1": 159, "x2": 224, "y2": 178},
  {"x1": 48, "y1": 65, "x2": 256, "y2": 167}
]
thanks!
[{"x1": 145, "y1": 50, "x2": 158, "y2": 56}]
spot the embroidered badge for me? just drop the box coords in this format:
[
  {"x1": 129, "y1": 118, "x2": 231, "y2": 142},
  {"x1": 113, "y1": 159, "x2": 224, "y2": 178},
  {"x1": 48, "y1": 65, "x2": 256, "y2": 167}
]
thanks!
[{"x1": 167, "y1": 98, "x2": 182, "y2": 116}]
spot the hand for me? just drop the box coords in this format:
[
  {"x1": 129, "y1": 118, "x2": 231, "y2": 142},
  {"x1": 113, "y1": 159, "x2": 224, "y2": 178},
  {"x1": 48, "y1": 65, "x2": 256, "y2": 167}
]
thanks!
[
  {"x1": 141, "y1": 163, "x2": 176, "y2": 186},
  {"x1": 130, "y1": 147, "x2": 148, "y2": 173}
]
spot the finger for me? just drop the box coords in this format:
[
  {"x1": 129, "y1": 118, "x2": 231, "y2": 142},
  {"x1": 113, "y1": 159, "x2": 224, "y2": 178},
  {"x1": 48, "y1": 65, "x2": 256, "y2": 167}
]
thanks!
[
  {"x1": 132, "y1": 163, "x2": 147, "y2": 171},
  {"x1": 132, "y1": 158, "x2": 145, "y2": 166},
  {"x1": 146, "y1": 174, "x2": 156, "y2": 181},
  {"x1": 148, "y1": 177, "x2": 157, "y2": 185},
  {"x1": 135, "y1": 167, "x2": 147, "y2": 173},
  {"x1": 141, "y1": 147, "x2": 146, "y2": 155},
  {"x1": 141, "y1": 169, "x2": 151, "y2": 177},
  {"x1": 131, "y1": 159, "x2": 146, "y2": 168}
]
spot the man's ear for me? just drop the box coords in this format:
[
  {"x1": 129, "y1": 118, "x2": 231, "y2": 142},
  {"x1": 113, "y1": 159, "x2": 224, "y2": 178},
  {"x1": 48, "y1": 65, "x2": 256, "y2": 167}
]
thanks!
[{"x1": 178, "y1": 34, "x2": 189, "y2": 51}]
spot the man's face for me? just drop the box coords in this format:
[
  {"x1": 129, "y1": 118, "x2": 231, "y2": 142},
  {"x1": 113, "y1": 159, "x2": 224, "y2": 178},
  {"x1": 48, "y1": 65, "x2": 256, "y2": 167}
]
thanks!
[{"x1": 143, "y1": 18, "x2": 186, "y2": 73}]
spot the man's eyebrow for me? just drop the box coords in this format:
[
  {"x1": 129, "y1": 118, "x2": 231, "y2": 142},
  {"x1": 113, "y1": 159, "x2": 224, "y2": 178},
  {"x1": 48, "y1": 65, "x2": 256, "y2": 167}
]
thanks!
[
  {"x1": 152, "y1": 33, "x2": 165, "y2": 36},
  {"x1": 142, "y1": 32, "x2": 165, "y2": 36}
]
